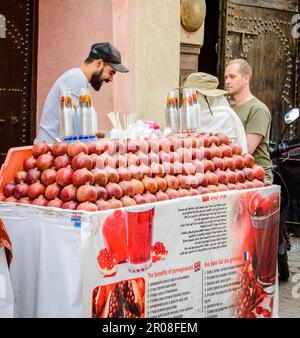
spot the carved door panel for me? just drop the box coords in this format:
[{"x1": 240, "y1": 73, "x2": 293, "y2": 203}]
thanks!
[
  {"x1": 0, "y1": 0, "x2": 38, "y2": 165},
  {"x1": 218, "y1": 0, "x2": 299, "y2": 142}
]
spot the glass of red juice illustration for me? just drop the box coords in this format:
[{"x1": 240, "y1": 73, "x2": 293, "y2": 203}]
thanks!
[
  {"x1": 126, "y1": 206, "x2": 155, "y2": 273},
  {"x1": 248, "y1": 192, "x2": 280, "y2": 294}
]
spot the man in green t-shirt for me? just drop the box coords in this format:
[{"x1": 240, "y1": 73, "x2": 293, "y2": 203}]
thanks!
[{"x1": 225, "y1": 59, "x2": 273, "y2": 182}]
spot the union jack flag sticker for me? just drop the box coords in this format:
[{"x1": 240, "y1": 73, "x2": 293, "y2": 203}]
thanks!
[{"x1": 194, "y1": 261, "x2": 201, "y2": 272}]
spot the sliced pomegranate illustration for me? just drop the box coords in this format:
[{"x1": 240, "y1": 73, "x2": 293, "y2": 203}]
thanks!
[
  {"x1": 102, "y1": 288, "x2": 123, "y2": 318},
  {"x1": 99, "y1": 279, "x2": 145, "y2": 318},
  {"x1": 102, "y1": 210, "x2": 127, "y2": 263},
  {"x1": 123, "y1": 280, "x2": 143, "y2": 316},
  {"x1": 152, "y1": 241, "x2": 168, "y2": 262},
  {"x1": 92, "y1": 286, "x2": 110, "y2": 318},
  {"x1": 97, "y1": 248, "x2": 118, "y2": 276}
]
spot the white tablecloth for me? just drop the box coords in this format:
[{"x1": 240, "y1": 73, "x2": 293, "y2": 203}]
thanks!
[
  {"x1": 0, "y1": 185, "x2": 280, "y2": 318},
  {"x1": 0, "y1": 204, "x2": 82, "y2": 318},
  {"x1": 0, "y1": 246, "x2": 14, "y2": 318}
]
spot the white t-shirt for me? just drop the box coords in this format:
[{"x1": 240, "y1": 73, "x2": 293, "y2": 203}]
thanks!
[
  {"x1": 198, "y1": 105, "x2": 248, "y2": 154},
  {"x1": 34, "y1": 68, "x2": 89, "y2": 144}
]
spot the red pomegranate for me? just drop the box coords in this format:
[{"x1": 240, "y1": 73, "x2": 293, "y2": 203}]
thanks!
[
  {"x1": 97, "y1": 248, "x2": 118, "y2": 276},
  {"x1": 102, "y1": 210, "x2": 127, "y2": 263},
  {"x1": 152, "y1": 242, "x2": 168, "y2": 262}
]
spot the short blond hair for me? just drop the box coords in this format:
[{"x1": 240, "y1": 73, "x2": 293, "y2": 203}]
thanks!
[{"x1": 229, "y1": 59, "x2": 252, "y2": 77}]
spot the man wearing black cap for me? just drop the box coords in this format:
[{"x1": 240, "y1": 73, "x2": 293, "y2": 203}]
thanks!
[{"x1": 34, "y1": 42, "x2": 129, "y2": 144}]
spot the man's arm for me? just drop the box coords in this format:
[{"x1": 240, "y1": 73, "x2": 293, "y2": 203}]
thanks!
[
  {"x1": 246, "y1": 133, "x2": 263, "y2": 154},
  {"x1": 244, "y1": 106, "x2": 270, "y2": 154}
]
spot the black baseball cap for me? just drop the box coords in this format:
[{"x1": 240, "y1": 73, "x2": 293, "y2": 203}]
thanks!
[{"x1": 89, "y1": 42, "x2": 129, "y2": 73}]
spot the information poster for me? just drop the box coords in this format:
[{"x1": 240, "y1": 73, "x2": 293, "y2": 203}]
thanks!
[{"x1": 82, "y1": 186, "x2": 280, "y2": 318}]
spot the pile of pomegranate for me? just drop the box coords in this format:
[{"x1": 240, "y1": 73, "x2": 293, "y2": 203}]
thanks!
[
  {"x1": 92, "y1": 279, "x2": 145, "y2": 318},
  {"x1": 0, "y1": 132, "x2": 270, "y2": 212}
]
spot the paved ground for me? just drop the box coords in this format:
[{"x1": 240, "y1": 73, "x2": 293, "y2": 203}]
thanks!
[{"x1": 279, "y1": 236, "x2": 300, "y2": 318}]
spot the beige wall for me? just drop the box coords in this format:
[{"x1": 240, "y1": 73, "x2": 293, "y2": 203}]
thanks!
[
  {"x1": 134, "y1": 0, "x2": 180, "y2": 128},
  {"x1": 37, "y1": 0, "x2": 116, "y2": 131},
  {"x1": 112, "y1": 0, "x2": 136, "y2": 116},
  {"x1": 37, "y1": 0, "x2": 181, "y2": 134},
  {"x1": 181, "y1": 21, "x2": 205, "y2": 46}
]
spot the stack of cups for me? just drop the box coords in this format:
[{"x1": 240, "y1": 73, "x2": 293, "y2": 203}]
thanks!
[
  {"x1": 165, "y1": 91, "x2": 179, "y2": 133},
  {"x1": 78, "y1": 88, "x2": 98, "y2": 137},
  {"x1": 191, "y1": 88, "x2": 201, "y2": 130},
  {"x1": 181, "y1": 88, "x2": 202, "y2": 133},
  {"x1": 60, "y1": 91, "x2": 75, "y2": 139},
  {"x1": 183, "y1": 88, "x2": 196, "y2": 133}
]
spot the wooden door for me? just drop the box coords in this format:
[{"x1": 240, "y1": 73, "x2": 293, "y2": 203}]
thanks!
[
  {"x1": 218, "y1": 0, "x2": 299, "y2": 143},
  {"x1": 0, "y1": 0, "x2": 38, "y2": 165}
]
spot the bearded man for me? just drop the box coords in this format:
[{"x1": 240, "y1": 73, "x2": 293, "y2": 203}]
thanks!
[{"x1": 34, "y1": 42, "x2": 128, "y2": 144}]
